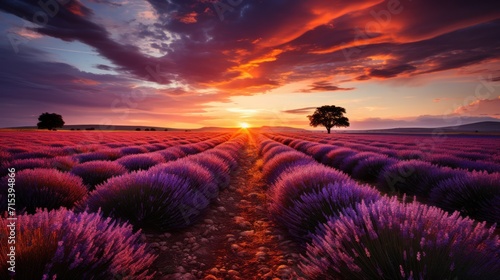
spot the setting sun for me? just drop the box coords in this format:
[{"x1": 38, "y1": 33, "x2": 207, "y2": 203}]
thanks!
[{"x1": 240, "y1": 122, "x2": 250, "y2": 129}]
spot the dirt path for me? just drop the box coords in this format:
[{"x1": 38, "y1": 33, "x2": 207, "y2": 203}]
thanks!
[{"x1": 146, "y1": 134, "x2": 304, "y2": 280}]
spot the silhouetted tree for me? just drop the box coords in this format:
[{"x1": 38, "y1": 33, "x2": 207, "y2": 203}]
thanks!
[
  {"x1": 37, "y1": 112, "x2": 64, "y2": 130},
  {"x1": 308, "y1": 105, "x2": 349, "y2": 134},
  {"x1": 135, "y1": 128, "x2": 141, "y2": 131}
]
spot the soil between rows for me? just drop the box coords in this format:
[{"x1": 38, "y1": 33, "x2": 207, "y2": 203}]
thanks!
[{"x1": 145, "y1": 135, "x2": 304, "y2": 280}]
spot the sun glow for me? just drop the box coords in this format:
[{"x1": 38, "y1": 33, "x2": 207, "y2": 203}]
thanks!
[{"x1": 240, "y1": 122, "x2": 250, "y2": 129}]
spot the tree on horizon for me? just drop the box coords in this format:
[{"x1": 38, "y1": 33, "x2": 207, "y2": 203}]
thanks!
[
  {"x1": 308, "y1": 105, "x2": 349, "y2": 134},
  {"x1": 37, "y1": 112, "x2": 65, "y2": 130}
]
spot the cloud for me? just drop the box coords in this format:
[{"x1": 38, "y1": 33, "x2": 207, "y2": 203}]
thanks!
[
  {"x1": 0, "y1": 44, "x2": 230, "y2": 127},
  {"x1": 282, "y1": 107, "x2": 317, "y2": 114},
  {"x1": 1, "y1": 0, "x2": 500, "y2": 129},
  {"x1": 300, "y1": 81, "x2": 354, "y2": 92},
  {"x1": 369, "y1": 64, "x2": 417, "y2": 78},
  {"x1": 0, "y1": 0, "x2": 172, "y2": 84},
  {"x1": 454, "y1": 97, "x2": 500, "y2": 116},
  {"x1": 95, "y1": 64, "x2": 114, "y2": 71},
  {"x1": 1, "y1": 0, "x2": 499, "y2": 92}
]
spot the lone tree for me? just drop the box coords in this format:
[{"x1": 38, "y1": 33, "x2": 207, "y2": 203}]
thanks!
[
  {"x1": 37, "y1": 112, "x2": 65, "y2": 130},
  {"x1": 308, "y1": 105, "x2": 349, "y2": 134}
]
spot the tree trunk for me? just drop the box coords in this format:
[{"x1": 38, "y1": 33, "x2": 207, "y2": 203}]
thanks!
[{"x1": 326, "y1": 127, "x2": 331, "y2": 134}]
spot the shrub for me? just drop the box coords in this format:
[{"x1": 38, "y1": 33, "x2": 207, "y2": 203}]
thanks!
[
  {"x1": 262, "y1": 151, "x2": 314, "y2": 184},
  {"x1": 288, "y1": 139, "x2": 304, "y2": 149},
  {"x1": 0, "y1": 209, "x2": 156, "y2": 279},
  {"x1": 0, "y1": 168, "x2": 87, "y2": 214},
  {"x1": 338, "y1": 152, "x2": 379, "y2": 174},
  {"x1": 71, "y1": 160, "x2": 128, "y2": 189},
  {"x1": 178, "y1": 144, "x2": 204, "y2": 155},
  {"x1": 396, "y1": 150, "x2": 425, "y2": 160},
  {"x1": 259, "y1": 140, "x2": 281, "y2": 156},
  {"x1": 322, "y1": 148, "x2": 357, "y2": 168},
  {"x1": 276, "y1": 182, "x2": 381, "y2": 243},
  {"x1": 305, "y1": 144, "x2": 336, "y2": 162},
  {"x1": 119, "y1": 146, "x2": 149, "y2": 156},
  {"x1": 7, "y1": 147, "x2": 29, "y2": 154},
  {"x1": 74, "y1": 149, "x2": 122, "y2": 163},
  {"x1": 12, "y1": 151, "x2": 53, "y2": 160},
  {"x1": 158, "y1": 147, "x2": 187, "y2": 161},
  {"x1": 426, "y1": 154, "x2": 465, "y2": 169},
  {"x1": 293, "y1": 141, "x2": 318, "y2": 153},
  {"x1": 49, "y1": 156, "x2": 79, "y2": 171},
  {"x1": 206, "y1": 149, "x2": 239, "y2": 171},
  {"x1": 106, "y1": 143, "x2": 127, "y2": 148},
  {"x1": 77, "y1": 171, "x2": 209, "y2": 231},
  {"x1": 149, "y1": 160, "x2": 219, "y2": 200},
  {"x1": 262, "y1": 145, "x2": 292, "y2": 162},
  {"x1": 377, "y1": 160, "x2": 460, "y2": 198},
  {"x1": 0, "y1": 150, "x2": 10, "y2": 162},
  {"x1": 429, "y1": 171, "x2": 500, "y2": 224},
  {"x1": 142, "y1": 144, "x2": 163, "y2": 152},
  {"x1": 351, "y1": 155, "x2": 398, "y2": 183},
  {"x1": 300, "y1": 198, "x2": 500, "y2": 279},
  {"x1": 116, "y1": 153, "x2": 165, "y2": 171},
  {"x1": 190, "y1": 153, "x2": 232, "y2": 189},
  {"x1": 270, "y1": 165, "x2": 352, "y2": 212},
  {"x1": 3, "y1": 158, "x2": 51, "y2": 175},
  {"x1": 464, "y1": 160, "x2": 500, "y2": 173},
  {"x1": 454, "y1": 151, "x2": 489, "y2": 161}
]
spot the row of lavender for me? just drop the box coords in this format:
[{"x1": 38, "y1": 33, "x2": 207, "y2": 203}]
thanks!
[
  {"x1": 0, "y1": 132, "x2": 247, "y2": 279},
  {"x1": 266, "y1": 133, "x2": 500, "y2": 225},
  {"x1": 256, "y1": 134, "x2": 500, "y2": 279},
  {"x1": 273, "y1": 132, "x2": 500, "y2": 172},
  {"x1": 0, "y1": 134, "x2": 232, "y2": 214},
  {"x1": 0, "y1": 132, "x2": 227, "y2": 177}
]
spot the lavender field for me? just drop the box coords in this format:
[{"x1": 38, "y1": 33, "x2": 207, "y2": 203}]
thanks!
[{"x1": 0, "y1": 130, "x2": 499, "y2": 279}]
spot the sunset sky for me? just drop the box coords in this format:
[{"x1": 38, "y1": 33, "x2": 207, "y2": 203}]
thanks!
[{"x1": 1, "y1": 0, "x2": 499, "y2": 129}]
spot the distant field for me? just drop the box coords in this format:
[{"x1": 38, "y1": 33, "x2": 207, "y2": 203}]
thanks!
[{"x1": 1, "y1": 130, "x2": 499, "y2": 279}]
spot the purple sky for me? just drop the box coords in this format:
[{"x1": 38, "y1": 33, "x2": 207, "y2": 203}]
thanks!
[{"x1": 1, "y1": 0, "x2": 499, "y2": 129}]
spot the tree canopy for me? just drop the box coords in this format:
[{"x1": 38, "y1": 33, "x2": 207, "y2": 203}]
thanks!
[
  {"x1": 37, "y1": 112, "x2": 65, "y2": 130},
  {"x1": 307, "y1": 105, "x2": 349, "y2": 134}
]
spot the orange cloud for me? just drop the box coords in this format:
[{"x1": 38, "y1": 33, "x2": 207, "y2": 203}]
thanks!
[{"x1": 454, "y1": 96, "x2": 500, "y2": 116}]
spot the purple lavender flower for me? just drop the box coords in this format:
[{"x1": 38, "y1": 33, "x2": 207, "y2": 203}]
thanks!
[
  {"x1": 116, "y1": 152, "x2": 165, "y2": 171},
  {"x1": 300, "y1": 197, "x2": 500, "y2": 279},
  {"x1": 71, "y1": 160, "x2": 128, "y2": 189},
  {"x1": 270, "y1": 164, "x2": 353, "y2": 211},
  {"x1": 275, "y1": 181, "x2": 381, "y2": 243},
  {"x1": 429, "y1": 171, "x2": 500, "y2": 224},
  {"x1": 77, "y1": 170, "x2": 210, "y2": 231},
  {"x1": 0, "y1": 208, "x2": 156, "y2": 279},
  {"x1": 338, "y1": 152, "x2": 380, "y2": 174},
  {"x1": 351, "y1": 155, "x2": 398, "y2": 183},
  {"x1": 377, "y1": 160, "x2": 460, "y2": 198},
  {"x1": 149, "y1": 159, "x2": 219, "y2": 200},
  {"x1": 322, "y1": 148, "x2": 357, "y2": 168},
  {"x1": 262, "y1": 150, "x2": 315, "y2": 184},
  {"x1": 119, "y1": 146, "x2": 149, "y2": 156},
  {"x1": 0, "y1": 168, "x2": 87, "y2": 214}
]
